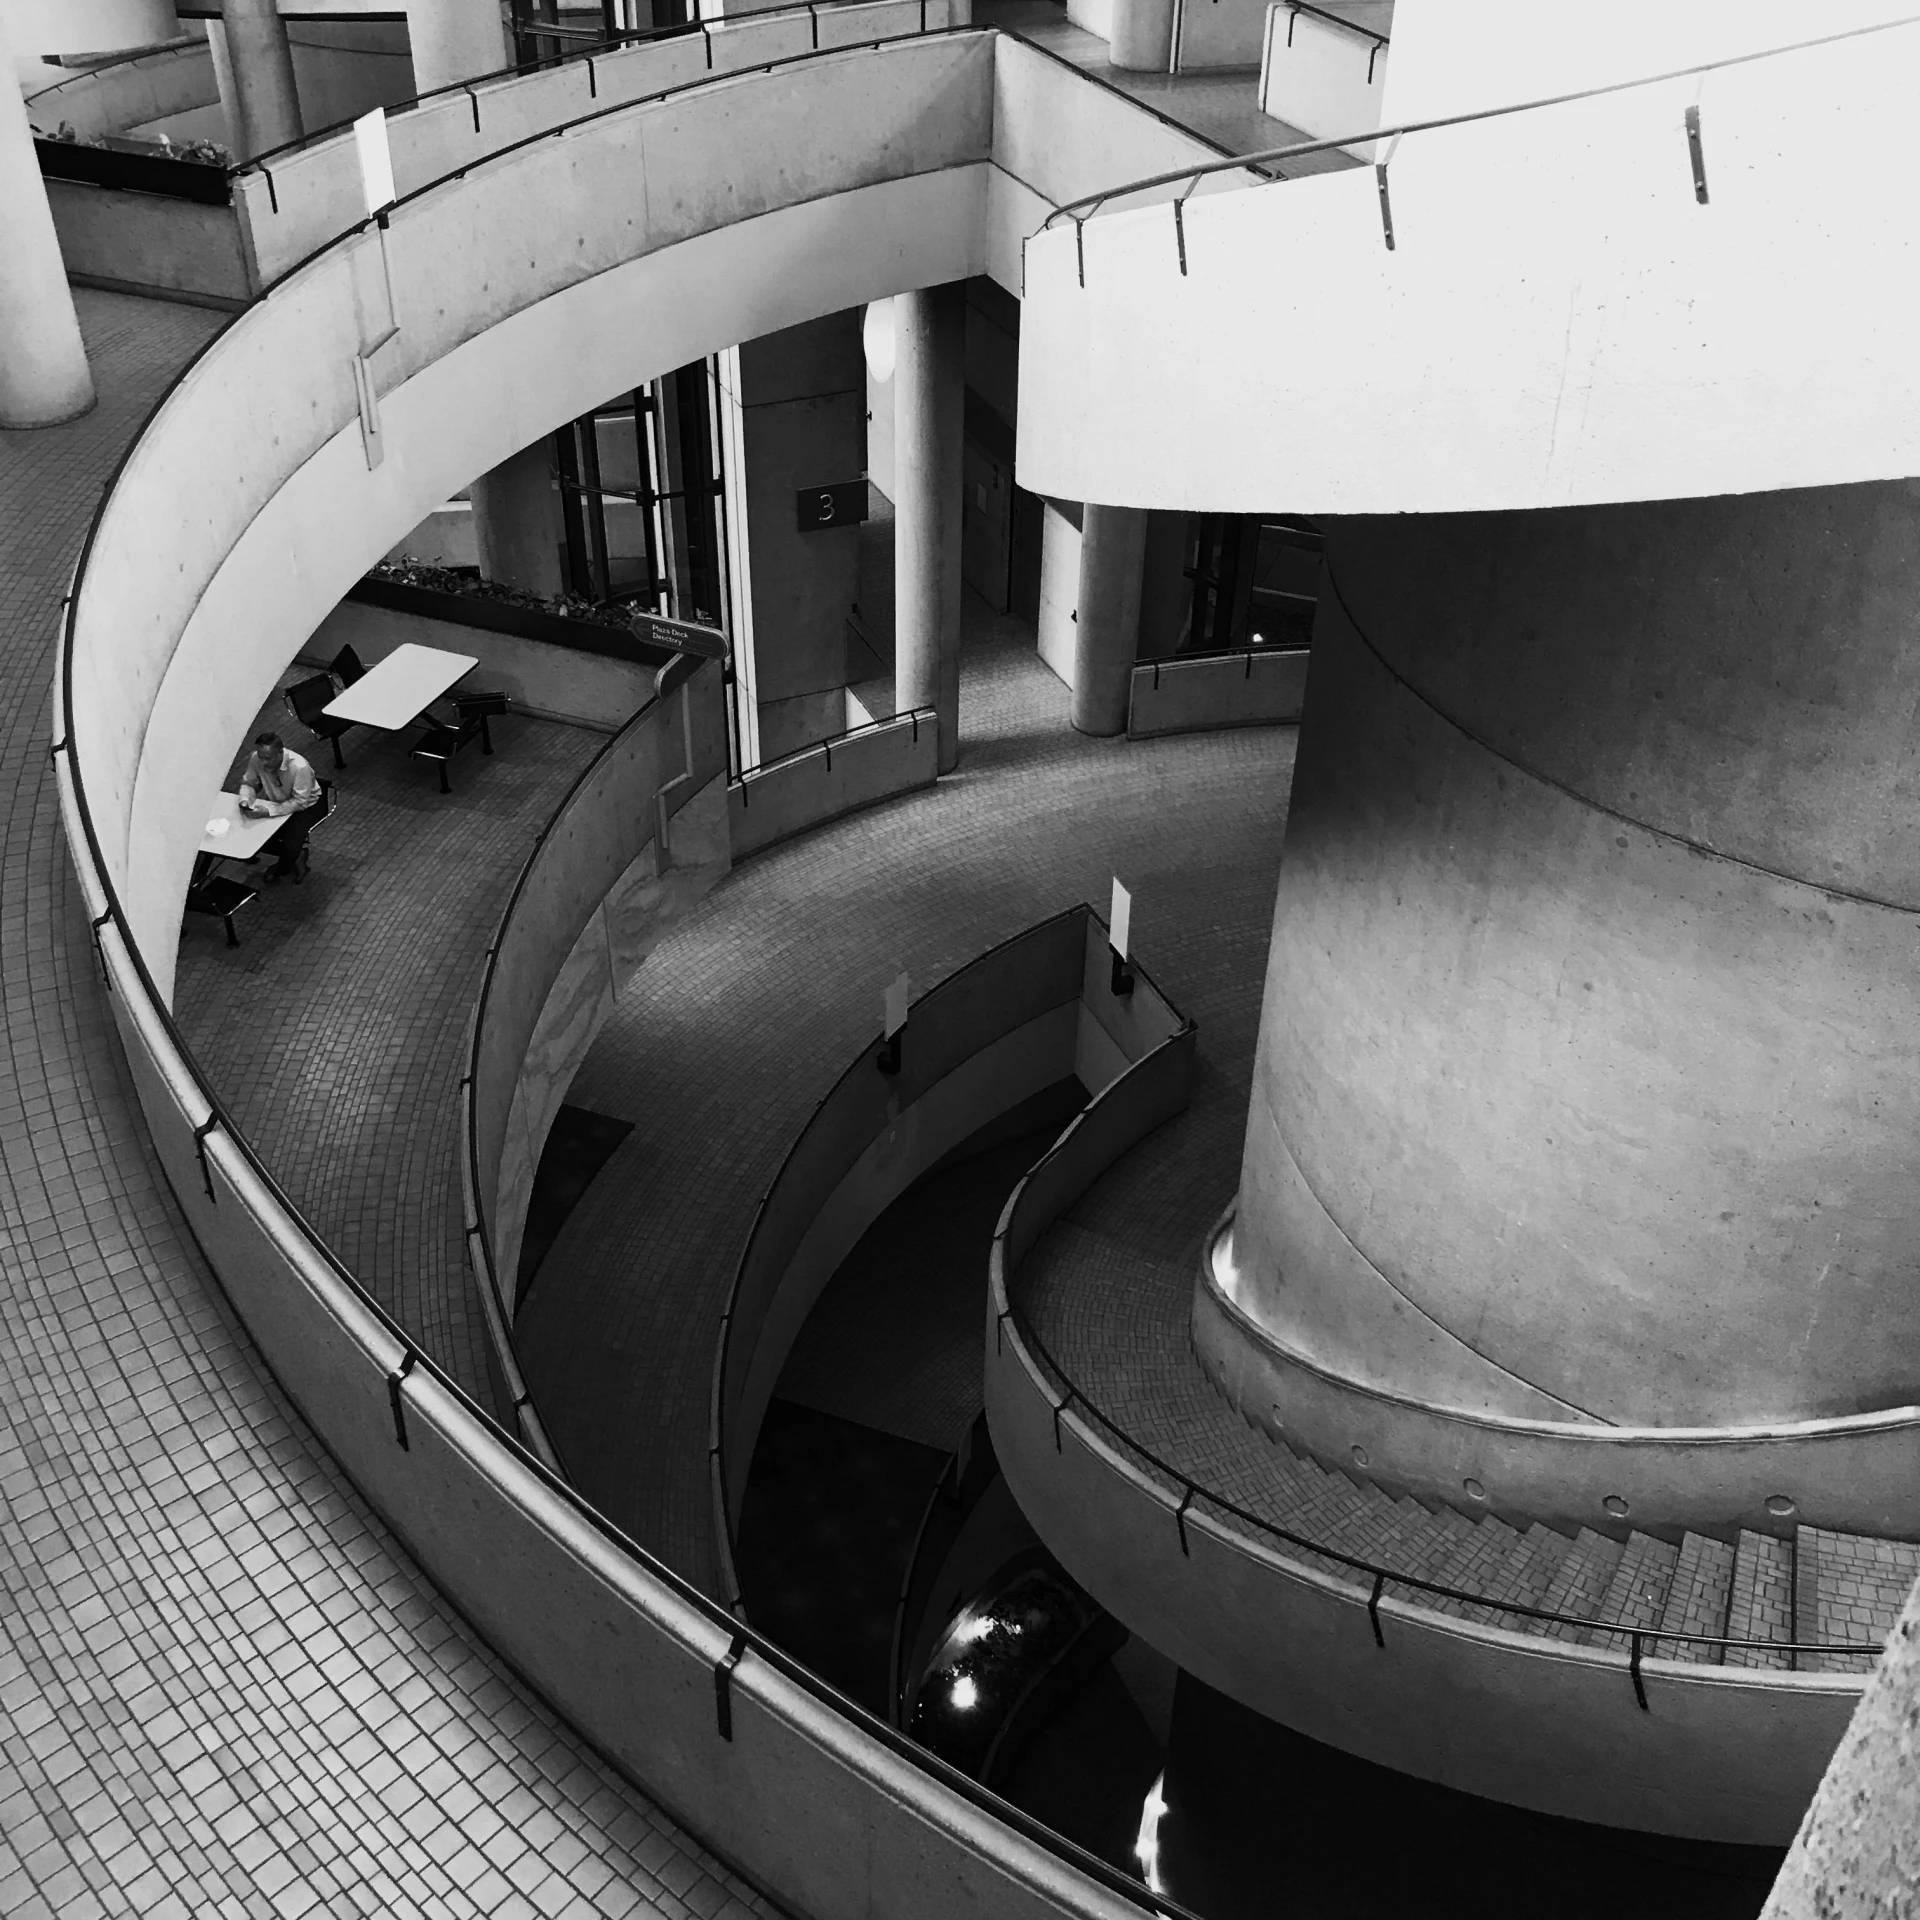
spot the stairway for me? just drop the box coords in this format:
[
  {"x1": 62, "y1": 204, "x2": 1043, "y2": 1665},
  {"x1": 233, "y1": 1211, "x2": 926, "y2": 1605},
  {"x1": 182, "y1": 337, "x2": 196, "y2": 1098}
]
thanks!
[{"x1": 1184, "y1": 1381, "x2": 1919, "y2": 1669}]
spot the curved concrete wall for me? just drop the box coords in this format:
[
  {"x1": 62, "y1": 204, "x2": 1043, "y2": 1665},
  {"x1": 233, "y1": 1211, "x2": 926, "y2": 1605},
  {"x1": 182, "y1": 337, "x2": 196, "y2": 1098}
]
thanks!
[
  {"x1": 465, "y1": 660, "x2": 732, "y2": 1355},
  {"x1": 728, "y1": 707, "x2": 940, "y2": 858},
  {"x1": 989, "y1": 1312, "x2": 1863, "y2": 1844},
  {"x1": 1230, "y1": 502, "x2": 1920, "y2": 1445},
  {"x1": 713, "y1": 908, "x2": 1188, "y2": 1601},
  {"x1": 25, "y1": 36, "x2": 214, "y2": 137},
  {"x1": 54, "y1": 38, "x2": 1201, "y2": 1920},
  {"x1": 1015, "y1": 14, "x2": 1920, "y2": 512},
  {"x1": 984, "y1": 1068, "x2": 1868, "y2": 1845},
  {"x1": 1195, "y1": 1216, "x2": 1920, "y2": 1544}
]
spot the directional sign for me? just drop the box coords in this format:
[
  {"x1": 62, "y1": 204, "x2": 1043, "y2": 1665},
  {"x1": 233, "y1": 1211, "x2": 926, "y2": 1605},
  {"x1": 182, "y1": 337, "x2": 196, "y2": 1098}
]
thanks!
[
  {"x1": 629, "y1": 612, "x2": 728, "y2": 660},
  {"x1": 796, "y1": 481, "x2": 869, "y2": 533}
]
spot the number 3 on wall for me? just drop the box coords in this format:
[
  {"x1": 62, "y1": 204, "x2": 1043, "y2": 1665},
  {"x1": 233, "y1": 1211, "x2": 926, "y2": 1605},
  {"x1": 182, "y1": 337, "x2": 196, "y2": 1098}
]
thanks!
[
  {"x1": 795, "y1": 481, "x2": 869, "y2": 533},
  {"x1": 817, "y1": 492, "x2": 835, "y2": 522}
]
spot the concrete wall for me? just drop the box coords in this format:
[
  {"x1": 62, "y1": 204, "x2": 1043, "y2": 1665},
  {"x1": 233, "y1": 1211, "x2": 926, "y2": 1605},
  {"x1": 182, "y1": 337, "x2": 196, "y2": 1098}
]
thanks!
[
  {"x1": 1017, "y1": 13, "x2": 1920, "y2": 513},
  {"x1": 728, "y1": 708, "x2": 939, "y2": 859},
  {"x1": 8, "y1": 0, "x2": 177, "y2": 57},
  {"x1": 1256, "y1": 1, "x2": 1386, "y2": 144},
  {"x1": 467, "y1": 664, "x2": 732, "y2": 1309},
  {"x1": 44, "y1": 175, "x2": 252, "y2": 305},
  {"x1": 1126, "y1": 646, "x2": 1307, "y2": 736},
  {"x1": 305, "y1": 596, "x2": 657, "y2": 730},
  {"x1": 990, "y1": 1312, "x2": 1863, "y2": 1844},
  {"x1": 25, "y1": 35, "x2": 214, "y2": 136},
  {"x1": 1171, "y1": 0, "x2": 1267, "y2": 71}
]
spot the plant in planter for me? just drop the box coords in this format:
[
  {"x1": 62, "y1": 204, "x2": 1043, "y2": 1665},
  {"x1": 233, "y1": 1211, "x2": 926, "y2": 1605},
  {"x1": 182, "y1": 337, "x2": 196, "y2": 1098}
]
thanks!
[{"x1": 372, "y1": 555, "x2": 636, "y2": 632}]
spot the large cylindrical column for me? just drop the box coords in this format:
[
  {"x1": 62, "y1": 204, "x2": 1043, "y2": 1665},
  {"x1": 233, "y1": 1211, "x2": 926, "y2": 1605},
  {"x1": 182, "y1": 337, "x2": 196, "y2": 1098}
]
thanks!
[
  {"x1": 471, "y1": 437, "x2": 564, "y2": 598},
  {"x1": 217, "y1": 0, "x2": 302, "y2": 159},
  {"x1": 406, "y1": 0, "x2": 512, "y2": 93},
  {"x1": 894, "y1": 284, "x2": 965, "y2": 773},
  {"x1": 1070, "y1": 503, "x2": 1146, "y2": 736},
  {"x1": 0, "y1": 13, "x2": 95, "y2": 428},
  {"x1": 1219, "y1": 479, "x2": 1920, "y2": 1435}
]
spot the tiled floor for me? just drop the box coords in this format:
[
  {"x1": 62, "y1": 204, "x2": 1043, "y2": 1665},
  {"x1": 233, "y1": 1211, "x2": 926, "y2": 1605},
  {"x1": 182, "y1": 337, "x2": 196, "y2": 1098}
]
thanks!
[
  {"x1": 175, "y1": 676, "x2": 604, "y2": 1409},
  {"x1": 513, "y1": 600, "x2": 1299, "y2": 1594},
  {"x1": 0, "y1": 291, "x2": 776, "y2": 1920}
]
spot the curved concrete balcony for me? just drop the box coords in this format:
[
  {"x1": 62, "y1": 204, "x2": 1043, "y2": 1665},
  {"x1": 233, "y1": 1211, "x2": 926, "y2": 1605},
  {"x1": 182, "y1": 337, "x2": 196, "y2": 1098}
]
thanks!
[
  {"x1": 50, "y1": 26, "x2": 1254, "y2": 1920},
  {"x1": 1014, "y1": 12, "x2": 1920, "y2": 513}
]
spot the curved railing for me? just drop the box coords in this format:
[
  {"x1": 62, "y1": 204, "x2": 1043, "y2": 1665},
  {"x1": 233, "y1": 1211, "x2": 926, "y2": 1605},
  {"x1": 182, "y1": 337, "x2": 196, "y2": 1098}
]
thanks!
[
  {"x1": 709, "y1": 903, "x2": 1190, "y2": 1611},
  {"x1": 226, "y1": 0, "x2": 969, "y2": 288},
  {"x1": 457, "y1": 647, "x2": 718, "y2": 1472},
  {"x1": 1037, "y1": 10, "x2": 1920, "y2": 238},
  {"x1": 49, "y1": 31, "x2": 1208, "y2": 1920},
  {"x1": 730, "y1": 704, "x2": 939, "y2": 856}
]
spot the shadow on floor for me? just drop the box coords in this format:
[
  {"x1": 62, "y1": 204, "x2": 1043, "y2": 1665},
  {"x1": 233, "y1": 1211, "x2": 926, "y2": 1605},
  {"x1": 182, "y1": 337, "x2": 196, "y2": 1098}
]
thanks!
[{"x1": 517, "y1": 1104, "x2": 635, "y2": 1309}]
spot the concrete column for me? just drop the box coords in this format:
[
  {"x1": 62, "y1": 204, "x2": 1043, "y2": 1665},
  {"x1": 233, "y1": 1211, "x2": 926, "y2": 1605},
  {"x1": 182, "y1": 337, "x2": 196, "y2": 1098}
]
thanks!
[
  {"x1": 1070, "y1": 503, "x2": 1147, "y2": 736},
  {"x1": 1215, "y1": 481, "x2": 1920, "y2": 1474},
  {"x1": 0, "y1": 13, "x2": 94, "y2": 429},
  {"x1": 1109, "y1": 0, "x2": 1176, "y2": 70},
  {"x1": 470, "y1": 437, "x2": 564, "y2": 598},
  {"x1": 217, "y1": 0, "x2": 303, "y2": 159},
  {"x1": 407, "y1": 0, "x2": 511, "y2": 93},
  {"x1": 893, "y1": 284, "x2": 964, "y2": 773}
]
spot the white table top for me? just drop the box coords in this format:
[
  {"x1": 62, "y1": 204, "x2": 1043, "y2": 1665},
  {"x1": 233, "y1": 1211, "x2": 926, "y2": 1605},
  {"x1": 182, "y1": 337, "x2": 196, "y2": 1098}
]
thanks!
[
  {"x1": 322, "y1": 642, "x2": 477, "y2": 729},
  {"x1": 200, "y1": 791, "x2": 288, "y2": 860}
]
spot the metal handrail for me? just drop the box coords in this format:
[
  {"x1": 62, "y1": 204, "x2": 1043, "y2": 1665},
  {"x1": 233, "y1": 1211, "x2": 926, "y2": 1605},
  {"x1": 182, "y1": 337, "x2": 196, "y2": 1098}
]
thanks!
[
  {"x1": 994, "y1": 1292, "x2": 1886, "y2": 1676},
  {"x1": 732, "y1": 703, "x2": 936, "y2": 783},
  {"x1": 1040, "y1": 10, "x2": 1920, "y2": 232},
  {"x1": 1284, "y1": 2, "x2": 1388, "y2": 51}
]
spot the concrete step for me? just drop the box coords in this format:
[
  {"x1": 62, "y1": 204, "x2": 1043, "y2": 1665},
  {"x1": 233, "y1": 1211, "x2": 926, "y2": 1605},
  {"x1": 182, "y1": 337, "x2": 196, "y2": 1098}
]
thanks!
[
  {"x1": 1539, "y1": 1528, "x2": 1625, "y2": 1642},
  {"x1": 1794, "y1": 1526, "x2": 1920, "y2": 1675},
  {"x1": 1724, "y1": 1529, "x2": 1795, "y2": 1670},
  {"x1": 1581, "y1": 1532, "x2": 1679, "y2": 1650},
  {"x1": 1423, "y1": 1514, "x2": 1526, "y2": 1624},
  {"x1": 1654, "y1": 1533, "x2": 1736, "y2": 1664}
]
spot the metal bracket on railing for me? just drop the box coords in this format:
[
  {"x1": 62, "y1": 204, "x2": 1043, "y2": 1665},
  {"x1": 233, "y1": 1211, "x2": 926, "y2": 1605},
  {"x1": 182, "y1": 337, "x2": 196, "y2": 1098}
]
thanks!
[
  {"x1": 463, "y1": 85, "x2": 481, "y2": 131},
  {"x1": 1074, "y1": 215, "x2": 1086, "y2": 289},
  {"x1": 1174, "y1": 1484, "x2": 1195, "y2": 1557},
  {"x1": 1368, "y1": 1570, "x2": 1386, "y2": 1646},
  {"x1": 995, "y1": 1305, "x2": 1009, "y2": 1355},
  {"x1": 191, "y1": 1115, "x2": 220, "y2": 1203},
  {"x1": 809, "y1": 5, "x2": 818, "y2": 47},
  {"x1": 1684, "y1": 102, "x2": 1709, "y2": 203},
  {"x1": 1375, "y1": 131, "x2": 1402, "y2": 251},
  {"x1": 714, "y1": 1632, "x2": 748, "y2": 1740},
  {"x1": 259, "y1": 164, "x2": 278, "y2": 214},
  {"x1": 586, "y1": 54, "x2": 597, "y2": 95},
  {"x1": 1173, "y1": 195, "x2": 1188, "y2": 276},
  {"x1": 89, "y1": 909, "x2": 112, "y2": 989},
  {"x1": 388, "y1": 1349, "x2": 418, "y2": 1449},
  {"x1": 703, "y1": 23, "x2": 713, "y2": 67},
  {"x1": 1367, "y1": 39, "x2": 1379, "y2": 82},
  {"x1": 1050, "y1": 1386, "x2": 1070, "y2": 1452},
  {"x1": 1630, "y1": 1630, "x2": 1649, "y2": 1710},
  {"x1": 49, "y1": 736, "x2": 67, "y2": 761}
]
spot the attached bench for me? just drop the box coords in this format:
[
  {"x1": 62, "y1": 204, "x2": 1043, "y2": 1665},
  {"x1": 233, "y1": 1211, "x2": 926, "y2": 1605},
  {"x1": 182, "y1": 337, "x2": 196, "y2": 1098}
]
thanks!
[{"x1": 408, "y1": 691, "x2": 508, "y2": 794}]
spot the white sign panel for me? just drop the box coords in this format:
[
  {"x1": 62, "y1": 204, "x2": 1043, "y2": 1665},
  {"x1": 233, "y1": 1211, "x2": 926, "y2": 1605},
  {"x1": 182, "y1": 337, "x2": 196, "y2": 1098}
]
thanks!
[
  {"x1": 883, "y1": 970, "x2": 909, "y2": 1039},
  {"x1": 1110, "y1": 877, "x2": 1132, "y2": 959},
  {"x1": 353, "y1": 107, "x2": 396, "y2": 218}
]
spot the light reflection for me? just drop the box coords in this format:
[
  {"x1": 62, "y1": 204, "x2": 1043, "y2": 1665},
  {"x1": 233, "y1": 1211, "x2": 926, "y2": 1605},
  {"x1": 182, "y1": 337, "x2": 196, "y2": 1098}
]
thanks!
[
  {"x1": 1134, "y1": 1769, "x2": 1169, "y2": 1894},
  {"x1": 1212, "y1": 1223, "x2": 1245, "y2": 1305},
  {"x1": 950, "y1": 1674, "x2": 979, "y2": 1710}
]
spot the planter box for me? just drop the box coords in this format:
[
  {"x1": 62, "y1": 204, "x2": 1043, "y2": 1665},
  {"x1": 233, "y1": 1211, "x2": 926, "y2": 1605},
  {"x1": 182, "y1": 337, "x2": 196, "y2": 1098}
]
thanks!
[
  {"x1": 34, "y1": 135, "x2": 231, "y2": 205},
  {"x1": 348, "y1": 576, "x2": 684, "y2": 669}
]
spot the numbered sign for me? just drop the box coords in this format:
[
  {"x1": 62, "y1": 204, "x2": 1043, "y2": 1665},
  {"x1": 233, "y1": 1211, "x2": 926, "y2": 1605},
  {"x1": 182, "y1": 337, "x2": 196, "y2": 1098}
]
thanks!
[{"x1": 796, "y1": 481, "x2": 869, "y2": 533}]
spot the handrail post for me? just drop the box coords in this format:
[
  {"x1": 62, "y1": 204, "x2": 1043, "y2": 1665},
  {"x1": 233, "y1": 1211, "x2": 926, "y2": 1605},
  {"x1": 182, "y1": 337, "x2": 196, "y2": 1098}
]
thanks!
[
  {"x1": 1368, "y1": 1570, "x2": 1386, "y2": 1646},
  {"x1": 1630, "y1": 1629, "x2": 1649, "y2": 1711}
]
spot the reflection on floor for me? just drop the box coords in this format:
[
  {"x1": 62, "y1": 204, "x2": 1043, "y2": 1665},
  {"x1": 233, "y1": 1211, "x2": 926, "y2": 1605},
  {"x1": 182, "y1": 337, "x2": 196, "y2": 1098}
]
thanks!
[
  {"x1": 1160, "y1": 1675, "x2": 1781, "y2": 1920},
  {"x1": 516, "y1": 1103, "x2": 635, "y2": 1307}
]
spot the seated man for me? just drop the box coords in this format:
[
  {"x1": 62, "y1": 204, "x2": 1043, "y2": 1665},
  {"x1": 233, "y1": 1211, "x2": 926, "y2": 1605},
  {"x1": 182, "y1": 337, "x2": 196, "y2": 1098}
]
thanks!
[{"x1": 237, "y1": 730, "x2": 321, "y2": 880}]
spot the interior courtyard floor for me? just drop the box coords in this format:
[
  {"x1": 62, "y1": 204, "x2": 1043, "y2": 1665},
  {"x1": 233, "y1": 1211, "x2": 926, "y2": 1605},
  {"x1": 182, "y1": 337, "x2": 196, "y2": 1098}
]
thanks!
[
  {"x1": 512, "y1": 595, "x2": 1297, "y2": 1596},
  {"x1": 0, "y1": 290, "x2": 776, "y2": 1920}
]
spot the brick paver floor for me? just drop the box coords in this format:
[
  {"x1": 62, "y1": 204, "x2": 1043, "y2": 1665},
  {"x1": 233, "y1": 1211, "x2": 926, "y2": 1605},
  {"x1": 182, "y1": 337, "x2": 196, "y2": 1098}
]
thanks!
[
  {"x1": 175, "y1": 678, "x2": 603, "y2": 1408},
  {"x1": 512, "y1": 599, "x2": 1299, "y2": 1593},
  {"x1": 0, "y1": 290, "x2": 775, "y2": 1920}
]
